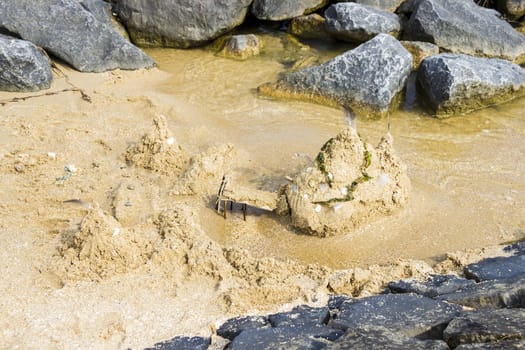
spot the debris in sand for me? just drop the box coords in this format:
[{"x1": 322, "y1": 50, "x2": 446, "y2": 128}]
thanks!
[
  {"x1": 276, "y1": 127, "x2": 410, "y2": 237},
  {"x1": 125, "y1": 114, "x2": 186, "y2": 174}
]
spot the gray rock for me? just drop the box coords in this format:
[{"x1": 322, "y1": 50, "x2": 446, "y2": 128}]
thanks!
[
  {"x1": 465, "y1": 254, "x2": 525, "y2": 281},
  {"x1": 496, "y1": 0, "x2": 525, "y2": 20},
  {"x1": 455, "y1": 339, "x2": 525, "y2": 349},
  {"x1": 146, "y1": 336, "x2": 210, "y2": 350},
  {"x1": 437, "y1": 275, "x2": 525, "y2": 309},
  {"x1": 417, "y1": 53, "x2": 525, "y2": 117},
  {"x1": 269, "y1": 305, "x2": 330, "y2": 328},
  {"x1": 80, "y1": 0, "x2": 130, "y2": 40},
  {"x1": 0, "y1": 34, "x2": 52, "y2": 92},
  {"x1": 216, "y1": 34, "x2": 261, "y2": 60},
  {"x1": 251, "y1": 0, "x2": 328, "y2": 21},
  {"x1": 326, "y1": 325, "x2": 450, "y2": 350},
  {"x1": 388, "y1": 274, "x2": 475, "y2": 297},
  {"x1": 331, "y1": 294, "x2": 462, "y2": 339},
  {"x1": 114, "y1": 0, "x2": 252, "y2": 48},
  {"x1": 228, "y1": 325, "x2": 344, "y2": 350},
  {"x1": 217, "y1": 315, "x2": 270, "y2": 341},
  {"x1": 327, "y1": 295, "x2": 353, "y2": 310},
  {"x1": 0, "y1": 0, "x2": 154, "y2": 73},
  {"x1": 258, "y1": 34, "x2": 412, "y2": 118},
  {"x1": 325, "y1": 3, "x2": 401, "y2": 43},
  {"x1": 404, "y1": 0, "x2": 525, "y2": 63},
  {"x1": 504, "y1": 241, "x2": 525, "y2": 256},
  {"x1": 443, "y1": 308, "x2": 525, "y2": 348},
  {"x1": 335, "y1": 0, "x2": 405, "y2": 12}
]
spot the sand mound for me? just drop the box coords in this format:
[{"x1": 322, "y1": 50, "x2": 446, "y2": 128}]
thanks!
[
  {"x1": 277, "y1": 127, "x2": 410, "y2": 237},
  {"x1": 125, "y1": 115, "x2": 186, "y2": 173}
]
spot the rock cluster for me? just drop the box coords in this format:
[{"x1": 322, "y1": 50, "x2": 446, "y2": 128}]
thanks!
[{"x1": 148, "y1": 242, "x2": 525, "y2": 349}]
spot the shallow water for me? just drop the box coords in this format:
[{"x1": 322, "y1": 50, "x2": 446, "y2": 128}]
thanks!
[{"x1": 145, "y1": 36, "x2": 525, "y2": 269}]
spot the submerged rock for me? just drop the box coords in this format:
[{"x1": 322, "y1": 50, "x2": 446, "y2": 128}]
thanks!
[
  {"x1": 400, "y1": 40, "x2": 439, "y2": 70},
  {"x1": 259, "y1": 34, "x2": 412, "y2": 118},
  {"x1": 443, "y1": 308, "x2": 525, "y2": 348},
  {"x1": 417, "y1": 54, "x2": 525, "y2": 117},
  {"x1": 277, "y1": 127, "x2": 410, "y2": 237},
  {"x1": 0, "y1": 0, "x2": 154, "y2": 72},
  {"x1": 403, "y1": 0, "x2": 525, "y2": 63},
  {"x1": 496, "y1": 0, "x2": 525, "y2": 20},
  {"x1": 216, "y1": 34, "x2": 261, "y2": 60},
  {"x1": 289, "y1": 13, "x2": 332, "y2": 41},
  {"x1": 251, "y1": 0, "x2": 328, "y2": 21},
  {"x1": 114, "y1": 0, "x2": 252, "y2": 48},
  {"x1": 325, "y1": 3, "x2": 401, "y2": 43},
  {"x1": 0, "y1": 34, "x2": 52, "y2": 92}
]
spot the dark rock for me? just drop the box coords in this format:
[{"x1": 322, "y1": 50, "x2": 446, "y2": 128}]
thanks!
[
  {"x1": 437, "y1": 275, "x2": 525, "y2": 309},
  {"x1": 0, "y1": 34, "x2": 52, "y2": 92},
  {"x1": 337, "y1": 0, "x2": 405, "y2": 12},
  {"x1": 80, "y1": 0, "x2": 130, "y2": 40},
  {"x1": 327, "y1": 295, "x2": 353, "y2": 310},
  {"x1": 268, "y1": 305, "x2": 330, "y2": 328},
  {"x1": 289, "y1": 14, "x2": 332, "y2": 41},
  {"x1": 326, "y1": 325, "x2": 450, "y2": 350},
  {"x1": 251, "y1": 0, "x2": 328, "y2": 21},
  {"x1": 455, "y1": 339, "x2": 525, "y2": 349},
  {"x1": 503, "y1": 241, "x2": 525, "y2": 256},
  {"x1": 0, "y1": 0, "x2": 154, "y2": 73},
  {"x1": 217, "y1": 315, "x2": 270, "y2": 341},
  {"x1": 388, "y1": 274, "x2": 475, "y2": 297},
  {"x1": 465, "y1": 254, "x2": 525, "y2": 281},
  {"x1": 331, "y1": 293, "x2": 462, "y2": 339},
  {"x1": 215, "y1": 34, "x2": 261, "y2": 60},
  {"x1": 258, "y1": 33, "x2": 412, "y2": 118},
  {"x1": 496, "y1": 0, "x2": 525, "y2": 20},
  {"x1": 114, "y1": 0, "x2": 252, "y2": 48},
  {"x1": 325, "y1": 3, "x2": 401, "y2": 42},
  {"x1": 404, "y1": 0, "x2": 525, "y2": 63},
  {"x1": 228, "y1": 325, "x2": 344, "y2": 350},
  {"x1": 417, "y1": 53, "x2": 525, "y2": 117},
  {"x1": 146, "y1": 336, "x2": 210, "y2": 350},
  {"x1": 443, "y1": 308, "x2": 525, "y2": 348}
]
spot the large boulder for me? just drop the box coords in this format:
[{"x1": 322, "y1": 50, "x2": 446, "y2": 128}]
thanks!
[
  {"x1": 258, "y1": 34, "x2": 412, "y2": 117},
  {"x1": 0, "y1": 0, "x2": 154, "y2": 73},
  {"x1": 417, "y1": 53, "x2": 525, "y2": 117},
  {"x1": 289, "y1": 13, "x2": 333, "y2": 41},
  {"x1": 335, "y1": 0, "x2": 405, "y2": 12},
  {"x1": 114, "y1": 0, "x2": 252, "y2": 48},
  {"x1": 325, "y1": 3, "x2": 401, "y2": 42},
  {"x1": 276, "y1": 127, "x2": 410, "y2": 237},
  {"x1": 251, "y1": 0, "x2": 328, "y2": 21},
  {"x1": 496, "y1": 0, "x2": 525, "y2": 20},
  {"x1": 403, "y1": 0, "x2": 525, "y2": 63},
  {"x1": 80, "y1": 0, "x2": 130, "y2": 40},
  {"x1": 0, "y1": 34, "x2": 52, "y2": 92}
]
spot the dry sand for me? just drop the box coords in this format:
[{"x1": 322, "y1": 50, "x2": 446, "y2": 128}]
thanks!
[{"x1": 0, "y1": 60, "x2": 522, "y2": 350}]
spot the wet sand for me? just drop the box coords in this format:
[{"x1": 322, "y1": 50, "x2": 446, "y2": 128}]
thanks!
[{"x1": 0, "y1": 38, "x2": 524, "y2": 349}]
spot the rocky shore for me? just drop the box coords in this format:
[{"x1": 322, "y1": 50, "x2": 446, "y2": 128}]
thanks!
[{"x1": 148, "y1": 242, "x2": 525, "y2": 349}]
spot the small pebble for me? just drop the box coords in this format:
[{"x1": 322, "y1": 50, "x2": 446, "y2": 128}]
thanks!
[
  {"x1": 167, "y1": 137, "x2": 175, "y2": 145},
  {"x1": 65, "y1": 164, "x2": 77, "y2": 173},
  {"x1": 14, "y1": 164, "x2": 25, "y2": 173},
  {"x1": 47, "y1": 152, "x2": 56, "y2": 159},
  {"x1": 112, "y1": 228, "x2": 120, "y2": 237},
  {"x1": 127, "y1": 184, "x2": 135, "y2": 190},
  {"x1": 340, "y1": 187, "x2": 348, "y2": 196},
  {"x1": 315, "y1": 204, "x2": 322, "y2": 213}
]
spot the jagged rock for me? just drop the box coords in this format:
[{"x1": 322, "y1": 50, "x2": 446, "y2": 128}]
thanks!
[
  {"x1": 80, "y1": 0, "x2": 130, "y2": 40},
  {"x1": 251, "y1": 0, "x2": 328, "y2": 21},
  {"x1": 217, "y1": 316, "x2": 270, "y2": 341},
  {"x1": 496, "y1": 0, "x2": 525, "y2": 20},
  {"x1": 0, "y1": 0, "x2": 154, "y2": 72},
  {"x1": 465, "y1": 254, "x2": 525, "y2": 281},
  {"x1": 276, "y1": 127, "x2": 410, "y2": 237},
  {"x1": 268, "y1": 305, "x2": 330, "y2": 328},
  {"x1": 455, "y1": 340, "x2": 525, "y2": 349},
  {"x1": 228, "y1": 325, "x2": 344, "y2": 350},
  {"x1": 400, "y1": 40, "x2": 439, "y2": 70},
  {"x1": 388, "y1": 274, "x2": 475, "y2": 297},
  {"x1": 325, "y1": 3, "x2": 401, "y2": 42},
  {"x1": 0, "y1": 34, "x2": 52, "y2": 92},
  {"x1": 216, "y1": 34, "x2": 261, "y2": 60},
  {"x1": 331, "y1": 294, "x2": 462, "y2": 339},
  {"x1": 328, "y1": 295, "x2": 354, "y2": 310},
  {"x1": 437, "y1": 275, "x2": 525, "y2": 309},
  {"x1": 417, "y1": 53, "x2": 525, "y2": 117},
  {"x1": 146, "y1": 336, "x2": 211, "y2": 350},
  {"x1": 403, "y1": 0, "x2": 525, "y2": 63},
  {"x1": 326, "y1": 325, "x2": 450, "y2": 350},
  {"x1": 504, "y1": 241, "x2": 525, "y2": 256},
  {"x1": 259, "y1": 34, "x2": 412, "y2": 117},
  {"x1": 335, "y1": 0, "x2": 405, "y2": 12},
  {"x1": 289, "y1": 13, "x2": 332, "y2": 41},
  {"x1": 443, "y1": 308, "x2": 525, "y2": 348},
  {"x1": 114, "y1": 0, "x2": 252, "y2": 48}
]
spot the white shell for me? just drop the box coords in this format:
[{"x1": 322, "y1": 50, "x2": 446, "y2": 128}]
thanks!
[
  {"x1": 167, "y1": 137, "x2": 175, "y2": 145},
  {"x1": 333, "y1": 203, "x2": 343, "y2": 212},
  {"x1": 314, "y1": 204, "x2": 322, "y2": 213},
  {"x1": 340, "y1": 187, "x2": 348, "y2": 196},
  {"x1": 65, "y1": 164, "x2": 77, "y2": 173},
  {"x1": 47, "y1": 152, "x2": 56, "y2": 159},
  {"x1": 112, "y1": 228, "x2": 121, "y2": 237}
]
